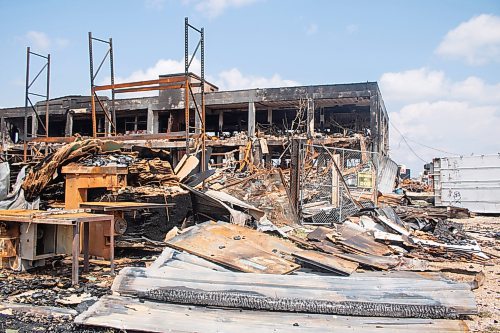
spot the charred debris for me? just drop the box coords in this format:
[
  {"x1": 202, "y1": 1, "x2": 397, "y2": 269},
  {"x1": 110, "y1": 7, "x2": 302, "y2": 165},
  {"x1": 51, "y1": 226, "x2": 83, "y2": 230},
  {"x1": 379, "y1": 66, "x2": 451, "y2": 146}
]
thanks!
[
  {"x1": 0, "y1": 20, "x2": 496, "y2": 333},
  {"x1": 0, "y1": 133, "x2": 493, "y2": 332}
]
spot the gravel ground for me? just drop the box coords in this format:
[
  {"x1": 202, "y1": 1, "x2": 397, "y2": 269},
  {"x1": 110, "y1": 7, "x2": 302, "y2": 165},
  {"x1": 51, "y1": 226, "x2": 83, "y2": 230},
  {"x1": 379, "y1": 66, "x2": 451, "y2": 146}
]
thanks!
[{"x1": 454, "y1": 216, "x2": 500, "y2": 333}]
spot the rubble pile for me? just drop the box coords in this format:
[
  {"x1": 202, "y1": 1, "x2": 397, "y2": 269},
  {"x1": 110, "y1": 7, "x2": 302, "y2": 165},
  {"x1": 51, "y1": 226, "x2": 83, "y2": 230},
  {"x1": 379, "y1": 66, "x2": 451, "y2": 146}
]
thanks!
[
  {"x1": 0, "y1": 138, "x2": 497, "y2": 332},
  {"x1": 218, "y1": 169, "x2": 296, "y2": 226}
]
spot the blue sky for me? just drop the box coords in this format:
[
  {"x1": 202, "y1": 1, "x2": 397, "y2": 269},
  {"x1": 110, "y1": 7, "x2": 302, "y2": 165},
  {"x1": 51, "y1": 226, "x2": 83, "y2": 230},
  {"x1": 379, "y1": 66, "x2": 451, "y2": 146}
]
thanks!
[{"x1": 1, "y1": 0, "x2": 500, "y2": 172}]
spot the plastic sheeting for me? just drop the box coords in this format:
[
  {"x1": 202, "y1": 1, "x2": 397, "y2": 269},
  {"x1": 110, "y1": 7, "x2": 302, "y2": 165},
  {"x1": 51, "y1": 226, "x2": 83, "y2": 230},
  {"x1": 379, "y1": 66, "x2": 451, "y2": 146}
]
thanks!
[
  {"x1": 0, "y1": 162, "x2": 10, "y2": 201},
  {"x1": 0, "y1": 166, "x2": 39, "y2": 210}
]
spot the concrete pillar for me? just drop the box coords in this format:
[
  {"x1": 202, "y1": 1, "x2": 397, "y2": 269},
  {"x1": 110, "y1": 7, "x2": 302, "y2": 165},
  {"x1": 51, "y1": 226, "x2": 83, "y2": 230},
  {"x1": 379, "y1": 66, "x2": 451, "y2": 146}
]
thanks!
[
  {"x1": 65, "y1": 111, "x2": 74, "y2": 137},
  {"x1": 267, "y1": 107, "x2": 272, "y2": 125},
  {"x1": 369, "y1": 94, "x2": 379, "y2": 153},
  {"x1": 320, "y1": 107, "x2": 325, "y2": 132},
  {"x1": 153, "y1": 111, "x2": 159, "y2": 134},
  {"x1": 146, "y1": 105, "x2": 154, "y2": 134},
  {"x1": 218, "y1": 111, "x2": 224, "y2": 134},
  {"x1": 0, "y1": 117, "x2": 5, "y2": 149},
  {"x1": 306, "y1": 98, "x2": 314, "y2": 138},
  {"x1": 248, "y1": 101, "x2": 256, "y2": 138},
  {"x1": 31, "y1": 113, "x2": 38, "y2": 138}
]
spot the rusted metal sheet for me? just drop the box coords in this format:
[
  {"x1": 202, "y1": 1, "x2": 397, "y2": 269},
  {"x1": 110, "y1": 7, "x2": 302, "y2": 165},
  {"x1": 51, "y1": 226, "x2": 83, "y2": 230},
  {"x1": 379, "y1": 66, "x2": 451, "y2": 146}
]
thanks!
[
  {"x1": 292, "y1": 250, "x2": 358, "y2": 275},
  {"x1": 334, "y1": 221, "x2": 393, "y2": 256},
  {"x1": 166, "y1": 221, "x2": 300, "y2": 274}
]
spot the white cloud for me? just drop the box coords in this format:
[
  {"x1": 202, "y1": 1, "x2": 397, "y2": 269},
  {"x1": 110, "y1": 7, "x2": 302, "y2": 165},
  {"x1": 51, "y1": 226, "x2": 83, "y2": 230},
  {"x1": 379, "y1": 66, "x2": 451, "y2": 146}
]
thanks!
[
  {"x1": 108, "y1": 57, "x2": 298, "y2": 97},
  {"x1": 436, "y1": 14, "x2": 500, "y2": 65},
  {"x1": 390, "y1": 101, "x2": 500, "y2": 168},
  {"x1": 185, "y1": 0, "x2": 260, "y2": 18},
  {"x1": 380, "y1": 67, "x2": 500, "y2": 172},
  {"x1": 24, "y1": 31, "x2": 69, "y2": 52},
  {"x1": 380, "y1": 68, "x2": 446, "y2": 102},
  {"x1": 26, "y1": 31, "x2": 51, "y2": 51},
  {"x1": 306, "y1": 23, "x2": 318, "y2": 35},
  {"x1": 114, "y1": 58, "x2": 199, "y2": 83},
  {"x1": 380, "y1": 67, "x2": 500, "y2": 104},
  {"x1": 216, "y1": 68, "x2": 299, "y2": 90}
]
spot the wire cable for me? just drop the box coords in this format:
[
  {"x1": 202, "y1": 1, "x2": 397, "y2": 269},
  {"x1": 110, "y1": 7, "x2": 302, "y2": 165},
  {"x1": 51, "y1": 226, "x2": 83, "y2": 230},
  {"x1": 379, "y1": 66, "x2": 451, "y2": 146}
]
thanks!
[{"x1": 389, "y1": 122, "x2": 428, "y2": 163}]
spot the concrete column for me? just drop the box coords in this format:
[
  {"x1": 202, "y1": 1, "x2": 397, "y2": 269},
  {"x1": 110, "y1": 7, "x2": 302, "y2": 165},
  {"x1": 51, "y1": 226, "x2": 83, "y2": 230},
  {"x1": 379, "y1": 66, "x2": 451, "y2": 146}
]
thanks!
[
  {"x1": 0, "y1": 117, "x2": 5, "y2": 148},
  {"x1": 267, "y1": 107, "x2": 272, "y2": 125},
  {"x1": 65, "y1": 111, "x2": 74, "y2": 137},
  {"x1": 369, "y1": 94, "x2": 379, "y2": 153},
  {"x1": 31, "y1": 113, "x2": 38, "y2": 138},
  {"x1": 218, "y1": 111, "x2": 224, "y2": 134},
  {"x1": 306, "y1": 98, "x2": 315, "y2": 138},
  {"x1": 153, "y1": 111, "x2": 159, "y2": 134},
  {"x1": 320, "y1": 107, "x2": 325, "y2": 132},
  {"x1": 146, "y1": 105, "x2": 154, "y2": 134},
  {"x1": 248, "y1": 101, "x2": 256, "y2": 138}
]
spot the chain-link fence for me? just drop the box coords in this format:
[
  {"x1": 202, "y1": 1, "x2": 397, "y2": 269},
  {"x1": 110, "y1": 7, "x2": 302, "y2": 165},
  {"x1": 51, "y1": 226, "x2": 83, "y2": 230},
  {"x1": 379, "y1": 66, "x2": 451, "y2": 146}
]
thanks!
[{"x1": 299, "y1": 143, "x2": 379, "y2": 225}]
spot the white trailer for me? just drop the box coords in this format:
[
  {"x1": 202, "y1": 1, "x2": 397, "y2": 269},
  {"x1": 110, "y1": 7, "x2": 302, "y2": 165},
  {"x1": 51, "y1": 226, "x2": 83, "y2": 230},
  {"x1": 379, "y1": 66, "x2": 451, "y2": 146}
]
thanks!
[{"x1": 433, "y1": 154, "x2": 500, "y2": 213}]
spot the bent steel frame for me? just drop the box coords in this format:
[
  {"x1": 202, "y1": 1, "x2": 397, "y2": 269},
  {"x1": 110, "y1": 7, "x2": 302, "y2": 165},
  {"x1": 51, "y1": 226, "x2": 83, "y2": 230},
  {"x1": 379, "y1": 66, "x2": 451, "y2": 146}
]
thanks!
[{"x1": 24, "y1": 47, "x2": 50, "y2": 162}]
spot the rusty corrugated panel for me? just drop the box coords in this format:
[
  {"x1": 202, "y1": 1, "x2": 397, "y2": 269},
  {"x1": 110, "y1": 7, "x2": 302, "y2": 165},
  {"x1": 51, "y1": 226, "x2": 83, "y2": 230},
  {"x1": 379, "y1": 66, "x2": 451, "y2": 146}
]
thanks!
[{"x1": 166, "y1": 221, "x2": 300, "y2": 274}]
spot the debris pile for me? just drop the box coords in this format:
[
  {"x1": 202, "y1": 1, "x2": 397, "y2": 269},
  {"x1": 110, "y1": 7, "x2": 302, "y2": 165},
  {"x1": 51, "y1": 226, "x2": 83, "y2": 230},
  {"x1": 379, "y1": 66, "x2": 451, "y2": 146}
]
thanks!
[
  {"x1": 400, "y1": 178, "x2": 432, "y2": 192},
  {"x1": 0, "y1": 137, "x2": 496, "y2": 332}
]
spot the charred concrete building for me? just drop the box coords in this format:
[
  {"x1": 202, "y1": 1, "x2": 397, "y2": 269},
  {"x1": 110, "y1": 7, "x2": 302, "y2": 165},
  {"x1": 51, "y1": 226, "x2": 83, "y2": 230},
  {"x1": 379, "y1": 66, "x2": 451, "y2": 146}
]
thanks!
[{"x1": 0, "y1": 76, "x2": 389, "y2": 165}]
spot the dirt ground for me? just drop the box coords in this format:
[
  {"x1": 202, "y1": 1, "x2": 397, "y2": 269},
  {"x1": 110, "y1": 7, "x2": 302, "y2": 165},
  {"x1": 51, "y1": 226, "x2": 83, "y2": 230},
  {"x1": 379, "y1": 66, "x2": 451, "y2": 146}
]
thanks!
[{"x1": 454, "y1": 216, "x2": 500, "y2": 333}]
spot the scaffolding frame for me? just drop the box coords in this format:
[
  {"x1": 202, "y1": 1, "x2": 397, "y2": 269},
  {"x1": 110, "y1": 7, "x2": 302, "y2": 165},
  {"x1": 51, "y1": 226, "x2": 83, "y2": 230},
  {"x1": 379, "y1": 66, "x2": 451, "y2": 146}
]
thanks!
[
  {"x1": 184, "y1": 17, "x2": 206, "y2": 172},
  {"x1": 23, "y1": 47, "x2": 50, "y2": 162},
  {"x1": 88, "y1": 18, "x2": 206, "y2": 172},
  {"x1": 88, "y1": 32, "x2": 116, "y2": 137}
]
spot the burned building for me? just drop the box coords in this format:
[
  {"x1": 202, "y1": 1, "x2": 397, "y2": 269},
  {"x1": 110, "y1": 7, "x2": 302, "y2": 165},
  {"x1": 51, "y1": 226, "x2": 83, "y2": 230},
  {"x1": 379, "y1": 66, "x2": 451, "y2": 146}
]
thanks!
[{"x1": 0, "y1": 76, "x2": 389, "y2": 165}]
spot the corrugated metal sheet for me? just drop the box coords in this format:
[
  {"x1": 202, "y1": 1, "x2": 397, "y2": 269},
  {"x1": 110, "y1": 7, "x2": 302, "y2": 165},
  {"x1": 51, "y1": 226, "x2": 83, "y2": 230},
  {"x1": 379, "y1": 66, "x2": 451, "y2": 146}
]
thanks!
[
  {"x1": 434, "y1": 155, "x2": 500, "y2": 213},
  {"x1": 377, "y1": 156, "x2": 398, "y2": 194}
]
